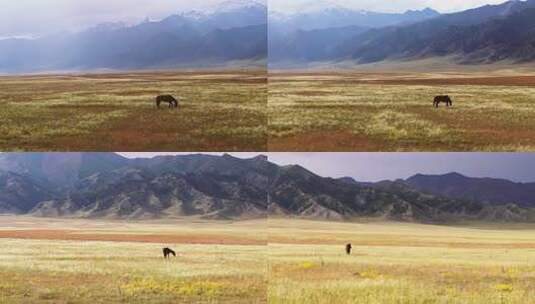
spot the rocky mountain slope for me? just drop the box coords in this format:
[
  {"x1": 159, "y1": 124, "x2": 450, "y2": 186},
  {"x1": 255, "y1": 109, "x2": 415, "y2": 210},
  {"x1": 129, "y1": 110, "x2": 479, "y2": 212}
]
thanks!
[
  {"x1": 1, "y1": 153, "x2": 534, "y2": 222},
  {"x1": 269, "y1": 165, "x2": 535, "y2": 223},
  {"x1": 0, "y1": 153, "x2": 271, "y2": 219}
]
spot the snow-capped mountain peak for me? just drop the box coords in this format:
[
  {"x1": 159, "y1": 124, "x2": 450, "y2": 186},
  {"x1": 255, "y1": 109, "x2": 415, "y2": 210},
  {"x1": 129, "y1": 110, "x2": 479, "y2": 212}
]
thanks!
[{"x1": 216, "y1": 0, "x2": 266, "y2": 12}]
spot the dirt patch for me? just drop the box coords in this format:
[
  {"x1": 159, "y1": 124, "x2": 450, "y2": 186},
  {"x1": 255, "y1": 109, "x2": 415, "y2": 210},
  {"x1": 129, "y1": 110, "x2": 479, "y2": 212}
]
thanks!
[
  {"x1": 268, "y1": 131, "x2": 385, "y2": 151},
  {"x1": 0, "y1": 229, "x2": 264, "y2": 245},
  {"x1": 367, "y1": 76, "x2": 535, "y2": 87}
]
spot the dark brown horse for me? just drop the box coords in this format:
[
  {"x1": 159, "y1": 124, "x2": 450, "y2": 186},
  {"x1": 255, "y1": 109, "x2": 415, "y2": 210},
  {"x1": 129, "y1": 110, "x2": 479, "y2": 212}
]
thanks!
[
  {"x1": 156, "y1": 95, "x2": 179, "y2": 108},
  {"x1": 163, "y1": 247, "x2": 176, "y2": 258},
  {"x1": 346, "y1": 243, "x2": 352, "y2": 255},
  {"x1": 433, "y1": 95, "x2": 453, "y2": 108}
]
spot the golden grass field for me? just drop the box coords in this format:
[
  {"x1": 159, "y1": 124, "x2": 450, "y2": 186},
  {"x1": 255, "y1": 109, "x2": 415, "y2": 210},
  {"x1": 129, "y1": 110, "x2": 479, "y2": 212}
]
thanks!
[
  {"x1": 0, "y1": 70, "x2": 267, "y2": 151},
  {"x1": 2, "y1": 216, "x2": 535, "y2": 303},
  {"x1": 268, "y1": 70, "x2": 535, "y2": 151},
  {"x1": 268, "y1": 219, "x2": 535, "y2": 304},
  {"x1": 0, "y1": 216, "x2": 267, "y2": 303},
  {"x1": 5, "y1": 68, "x2": 535, "y2": 152}
]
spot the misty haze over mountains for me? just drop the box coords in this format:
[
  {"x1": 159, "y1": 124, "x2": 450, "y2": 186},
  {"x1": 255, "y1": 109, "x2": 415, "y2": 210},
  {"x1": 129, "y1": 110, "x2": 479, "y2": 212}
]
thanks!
[
  {"x1": 0, "y1": 1, "x2": 267, "y2": 73},
  {"x1": 270, "y1": 0, "x2": 535, "y2": 67},
  {"x1": 3, "y1": 1, "x2": 535, "y2": 72},
  {"x1": 1, "y1": 153, "x2": 535, "y2": 223}
]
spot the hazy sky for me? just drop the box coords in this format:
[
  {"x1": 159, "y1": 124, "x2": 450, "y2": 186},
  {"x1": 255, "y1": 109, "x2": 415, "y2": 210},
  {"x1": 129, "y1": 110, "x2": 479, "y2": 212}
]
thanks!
[
  {"x1": 269, "y1": 0, "x2": 510, "y2": 14},
  {"x1": 120, "y1": 152, "x2": 261, "y2": 160},
  {"x1": 268, "y1": 153, "x2": 535, "y2": 182},
  {"x1": 0, "y1": 0, "x2": 232, "y2": 37},
  {"x1": 119, "y1": 153, "x2": 535, "y2": 183},
  {"x1": 0, "y1": 0, "x2": 509, "y2": 37}
]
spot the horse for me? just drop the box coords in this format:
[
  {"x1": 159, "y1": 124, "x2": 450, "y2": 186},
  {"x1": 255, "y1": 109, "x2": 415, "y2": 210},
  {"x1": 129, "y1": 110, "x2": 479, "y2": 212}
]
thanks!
[
  {"x1": 433, "y1": 95, "x2": 453, "y2": 108},
  {"x1": 163, "y1": 247, "x2": 176, "y2": 259},
  {"x1": 345, "y1": 243, "x2": 352, "y2": 255},
  {"x1": 156, "y1": 95, "x2": 179, "y2": 108}
]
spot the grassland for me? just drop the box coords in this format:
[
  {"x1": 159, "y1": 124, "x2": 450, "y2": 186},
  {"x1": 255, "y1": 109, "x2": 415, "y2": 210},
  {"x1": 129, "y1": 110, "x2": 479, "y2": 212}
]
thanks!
[
  {"x1": 268, "y1": 219, "x2": 535, "y2": 304},
  {"x1": 0, "y1": 216, "x2": 267, "y2": 303},
  {"x1": 4, "y1": 216, "x2": 535, "y2": 303},
  {"x1": 0, "y1": 70, "x2": 267, "y2": 151},
  {"x1": 5, "y1": 68, "x2": 535, "y2": 152},
  {"x1": 268, "y1": 70, "x2": 535, "y2": 151}
]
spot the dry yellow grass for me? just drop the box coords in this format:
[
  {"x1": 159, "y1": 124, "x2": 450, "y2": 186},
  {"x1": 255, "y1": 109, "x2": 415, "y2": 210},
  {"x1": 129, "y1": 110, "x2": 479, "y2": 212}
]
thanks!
[
  {"x1": 0, "y1": 70, "x2": 267, "y2": 151},
  {"x1": 0, "y1": 217, "x2": 267, "y2": 303},
  {"x1": 3, "y1": 216, "x2": 535, "y2": 303},
  {"x1": 268, "y1": 71, "x2": 535, "y2": 151},
  {"x1": 5, "y1": 68, "x2": 535, "y2": 151},
  {"x1": 268, "y1": 219, "x2": 535, "y2": 304}
]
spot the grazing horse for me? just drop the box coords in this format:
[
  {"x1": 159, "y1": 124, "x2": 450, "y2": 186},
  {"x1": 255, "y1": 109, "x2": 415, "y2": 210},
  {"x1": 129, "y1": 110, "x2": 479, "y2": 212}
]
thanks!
[
  {"x1": 346, "y1": 243, "x2": 352, "y2": 255},
  {"x1": 163, "y1": 247, "x2": 176, "y2": 259},
  {"x1": 156, "y1": 95, "x2": 179, "y2": 108},
  {"x1": 433, "y1": 95, "x2": 453, "y2": 108}
]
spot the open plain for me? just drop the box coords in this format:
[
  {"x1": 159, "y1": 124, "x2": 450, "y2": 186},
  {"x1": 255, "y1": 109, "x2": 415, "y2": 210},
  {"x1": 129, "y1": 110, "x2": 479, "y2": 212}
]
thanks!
[
  {"x1": 0, "y1": 70, "x2": 267, "y2": 151},
  {"x1": 268, "y1": 219, "x2": 535, "y2": 304},
  {"x1": 3, "y1": 216, "x2": 535, "y2": 303},
  {"x1": 0, "y1": 216, "x2": 267, "y2": 304},
  {"x1": 268, "y1": 69, "x2": 535, "y2": 151}
]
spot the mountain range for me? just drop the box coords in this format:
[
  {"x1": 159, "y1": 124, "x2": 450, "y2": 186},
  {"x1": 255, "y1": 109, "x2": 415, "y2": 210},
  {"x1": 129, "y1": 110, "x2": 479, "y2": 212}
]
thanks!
[
  {"x1": 270, "y1": 0, "x2": 535, "y2": 66},
  {"x1": 269, "y1": 7, "x2": 440, "y2": 31},
  {"x1": 268, "y1": 7, "x2": 439, "y2": 64},
  {"x1": 4, "y1": 0, "x2": 535, "y2": 71},
  {"x1": 0, "y1": 1, "x2": 267, "y2": 73},
  {"x1": 405, "y1": 172, "x2": 535, "y2": 207},
  {"x1": 1, "y1": 153, "x2": 535, "y2": 223},
  {"x1": 270, "y1": 167, "x2": 535, "y2": 223}
]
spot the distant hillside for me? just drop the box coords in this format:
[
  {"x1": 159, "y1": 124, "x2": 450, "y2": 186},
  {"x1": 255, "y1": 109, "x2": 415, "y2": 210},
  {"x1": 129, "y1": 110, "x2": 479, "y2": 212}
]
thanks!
[
  {"x1": 0, "y1": 153, "x2": 129, "y2": 187},
  {"x1": 269, "y1": 7, "x2": 439, "y2": 64},
  {"x1": 271, "y1": 0, "x2": 535, "y2": 66},
  {"x1": 269, "y1": 26, "x2": 368, "y2": 63},
  {"x1": 406, "y1": 172, "x2": 535, "y2": 207},
  {"x1": 0, "y1": 171, "x2": 55, "y2": 213},
  {"x1": 32, "y1": 166, "x2": 268, "y2": 219},
  {"x1": 342, "y1": 1, "x2": 535, "y2": 64},
  {"x1": 0, "y1": 153, "x2": 271, "y2": 219},
  {"x1": 1, "y1": 153, "x2": 535, "y2": 222},
  {"x1": 0, "y1": 2, "x2": 267, "y2": 73},
  {"x1": 269, "y1": 165, "x2": 535, "y2": 223}
]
